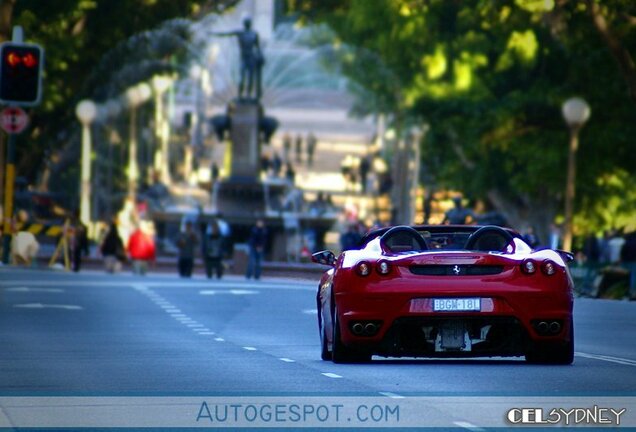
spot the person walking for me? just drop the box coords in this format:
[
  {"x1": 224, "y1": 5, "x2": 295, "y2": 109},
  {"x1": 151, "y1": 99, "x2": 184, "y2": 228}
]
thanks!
[
  {"x1": 127, "y1": 221, "x2": 156, "y2": 276},
  {"x1": 176, "y1": 220, "x2": 199, "y2": 278},
  {"x1": 71, "y1": 212, "x2": 90, "y2": 272},
  {"x1": 358, "y1": 155, "x2": 370, "y2": 193},
  {"x1": 294, "y1": 134, "x2": 303, "y2": 164},
  {"x1": 203, "y1": 220, "x2": 226, "y2": 279},
  {"x1": 100, "y1": 221, "x2": 126, "y2": 273},
  {"x1": 282, "y1": 133, "x2": 292, "y2": 162},
  {"x1": 306, "y1": 132, "x2": 317, "y2": 167},
  {"x1": 246, "y1": 219, "x2": 267, "y2": 280}
]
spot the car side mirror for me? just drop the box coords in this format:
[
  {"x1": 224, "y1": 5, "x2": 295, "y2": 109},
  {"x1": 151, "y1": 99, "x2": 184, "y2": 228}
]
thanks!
[
  {"x1": 556, "y1": 249, "x2": 575, "y2": 263},
  {"x1": 312, "y1": 250, "x2": 336, "y2": 266}
]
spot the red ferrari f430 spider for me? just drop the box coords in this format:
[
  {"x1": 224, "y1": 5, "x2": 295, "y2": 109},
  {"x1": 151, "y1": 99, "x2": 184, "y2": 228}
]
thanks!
[{"x1": 312, "y1": 225, "x2": 574, "y2": 364}]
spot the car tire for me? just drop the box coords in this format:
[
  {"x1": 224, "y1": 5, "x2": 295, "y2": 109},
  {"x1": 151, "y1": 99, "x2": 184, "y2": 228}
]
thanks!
[
  {"x1": 525, "y1": 319, "x2": 574, "y2": 365},
  {"x1": 332, "y1": 307, "x2": 371, "y2": 364},
  {"x1": 321, "y1": 326, "x2": 332, "y2": 361}
]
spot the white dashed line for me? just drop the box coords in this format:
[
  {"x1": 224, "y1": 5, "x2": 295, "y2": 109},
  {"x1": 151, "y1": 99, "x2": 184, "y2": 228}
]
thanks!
[
  {"x1": 321, "y1": 373, "x2": 342, "y2": 379},
  {"x1": 378, "y1": 392, "x2": 404, "y2": 399},
  {"x1": 215, "y1": 338, "x2": 225, "y2": 342},
  {"x1": 453, "y1": 421, "x2": 485, "y2": 431},
  {"x1": 187, "y1": 324, "x2": 204, "y2": 328},
  {"x1": 576, "y1": 352, "x2": 636, "y2": 367},
  {"x1": 165, "y1": 309, "x2": 181, "y2": 313},
  {"x1": 197, "y1": 332, "x2": 216, "y2": 335},
  {"x1": 279, "y1": 358, "x2": 295, "y2": 363},
  {"x1": 243, "y1": 347, "x2": 257, "y2": 351},
  {"x1": 170, "y1": 314, "x2": 187, "y2": 318},
  {"x1": 302, "y1": 309, "x2": 318, "y2": 315}
]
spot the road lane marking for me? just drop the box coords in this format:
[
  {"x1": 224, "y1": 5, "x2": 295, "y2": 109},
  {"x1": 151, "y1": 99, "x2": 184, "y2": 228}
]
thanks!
[
  {"x1": 215, "y1": 338, "x2": 225, "y2": 342},
  {"x1": 302, "y1": 309, "x2": 318, "y2": 315},
  {"x1": 170, "y1": 313, "x2": 187, "y2": 318},
  {"x1": 379, "y1": 392, "x2": 404, "y2": 399},
  {"x1": 197, "y1": 331, "x2": 215, "y2": 335},
  {"x1": 165, "y1": 309, "x2": 181, "y2": 313},
  {"x1": 13, "y1": 303, "x2": 83, "y2": 310},
  {"x1": 5, "y1": 287, "x2": 65, "y2": 293},
  {"x1": 199, "y1": 289, "x2": 259, "y2": 296},
  {"x1": 321, "y1": 373, "x2": 342, "y2": 379},
  {"x1": 453, "y1": 421, "x2": 485, "y2": 432},
  {"x1": 1, "y1": 280, "x2": 315, "y2": 291},
  {"x1": 279, "y1": 358, "x2": 295, "y2": 363},
  {"x1": 187, "y1": 324, "x2": 204, "y2": 328},
  {"x1": 243, "y1": 347, "x2": 257, "y2": 351},
  {"x1": 576, "y1": 352, "x2": 636, "y2": 367}
]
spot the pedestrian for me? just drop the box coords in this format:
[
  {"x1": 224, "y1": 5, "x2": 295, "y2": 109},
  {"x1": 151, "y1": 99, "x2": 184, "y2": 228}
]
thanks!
[
  {"x1": 442, "y1": 196, "x2": 475, "y2": 225},
  {"x1": 10, "y1": 211, "x2": 40, "y2": 266},
  {"x1": 608, "y1": 229, "x2": 625, "y2": 264},
  {"x1": 359, "y1": 155, "x2": 370, "y2": 193},
  {"x1": 203, "y1": 220, "x2": 225, "y2": 279},
  {"x1": 127, "y1": 221, "x2": 156, "y2": 276},
  {"x1": 211, "y1": 162, "x2": 220, "y2": 184},
  {"x1": 306, "y1": 132, "x2": 317, "y2": 167},
  {"x1": 100, "y1": 220, "x2": 126, "y2": 273},
  {"x1": 548, "y1": 224, "x2": 561, "y2": 250},
  {"x1": 71, "y1": 212, "x2": 89, "y2": 272},
  {"x1": 271, "y1": 152, "x2": 282, "y2": 177},
  {"x1": 620, "y1": 231, "x2": 636, "y2": 299},
  {"x1": 246, "y1": 219, "x2": 267, "y2": 280},
  {"x1": 282, "y1": 133, "x2": 292, "y2": 162},
  {"x1": 340, "y1": 223, "x2": 362, "y2": 252},
  {"x1": 175, "y1": 220, "x2": 199, "y2": 278},
  {"x1": 522, "y1": 226, "x2": 540, "y2": 249},
  {"x1": 284, "y1": 162, "x2": 296, "y2": 185},
  {"x1": 295, "y1": 133, "x2": 303, "y2": 164}
]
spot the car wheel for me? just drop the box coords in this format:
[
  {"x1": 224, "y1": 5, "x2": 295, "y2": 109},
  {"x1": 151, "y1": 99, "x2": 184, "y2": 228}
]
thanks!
[
  {"x1": 321, "y1": 326, "x2": 332, "y2": 361},
  {"x1": 332, "y1": 307, "x2": 371, "y2": 364},
  {"x1": 525, "y1": 319, "x2": 574, "y2": 365}
]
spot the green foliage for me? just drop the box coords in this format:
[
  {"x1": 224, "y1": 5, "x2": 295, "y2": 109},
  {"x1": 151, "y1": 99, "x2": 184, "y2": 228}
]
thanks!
[
  {"x1": 5, "y1": 0, "x2": 238, "y2": 187},
  {"x1": 288, "y1": 0, "x2": 636, "y2": 236}
]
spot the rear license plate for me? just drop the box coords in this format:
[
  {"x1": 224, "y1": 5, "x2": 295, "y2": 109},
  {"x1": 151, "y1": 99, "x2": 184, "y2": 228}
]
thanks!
[{"x1": 433, "y1": 298, "x2": 481, "y2": 312}]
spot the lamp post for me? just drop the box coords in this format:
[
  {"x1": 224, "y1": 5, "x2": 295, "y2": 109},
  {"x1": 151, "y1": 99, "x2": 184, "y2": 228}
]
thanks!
[
  {"x1": 561, "y1": 97, "x2": 590, "y2": 252},
  {"x1": 75, "y1": 100, "x2": 97, "y2": 230},
  {"x1": 125, "y1": 84, "x2": 152, "y2": 203},
  {"x1": 151, "y1": 75, "x2": 173, "y2": 184}
]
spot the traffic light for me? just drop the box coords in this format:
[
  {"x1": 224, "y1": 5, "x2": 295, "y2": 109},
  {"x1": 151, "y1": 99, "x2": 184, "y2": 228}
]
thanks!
[{"x1": 0, "y1": 42, "x2": 43, "y2": 106}]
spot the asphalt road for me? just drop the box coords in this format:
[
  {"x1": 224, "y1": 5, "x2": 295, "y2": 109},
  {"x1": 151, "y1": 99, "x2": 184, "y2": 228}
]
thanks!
[{"x1": 1, "y1": 267, "x2": 635, "y2": 429}]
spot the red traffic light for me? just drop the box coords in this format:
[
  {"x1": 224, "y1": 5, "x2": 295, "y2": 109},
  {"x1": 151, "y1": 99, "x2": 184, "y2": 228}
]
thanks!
[
  {"x1": 4, "y1": 50, "x2": 39, "y2": 68},
  {"x1": 0, "y1": 42, "x2": 44, "y2": 106}
]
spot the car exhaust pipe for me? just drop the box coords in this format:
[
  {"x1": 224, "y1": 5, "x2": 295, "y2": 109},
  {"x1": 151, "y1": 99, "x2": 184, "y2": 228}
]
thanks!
[
  {"x1": 352, "y1": 323, "x2": 364, "y2": 335},
  {"x1": 537, "y1": 321, "x2": 549, "y2": 334},
  {"x1": 364, "y1": 323, "x2": 377, "y2": 335},
  {"x1": 549, "y1": 321, "x2": 561, "y2": 334}
]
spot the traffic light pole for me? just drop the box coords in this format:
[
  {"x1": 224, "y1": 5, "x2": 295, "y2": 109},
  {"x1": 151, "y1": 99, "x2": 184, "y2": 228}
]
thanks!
[{"x1": 1, "y1": 132, "x2": 15, "y2": 264}]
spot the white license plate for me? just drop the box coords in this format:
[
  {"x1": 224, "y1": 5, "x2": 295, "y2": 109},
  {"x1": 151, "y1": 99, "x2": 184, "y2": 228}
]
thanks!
[{"x1": 433, "y1": 298, "x2": 481, "y2": 312}]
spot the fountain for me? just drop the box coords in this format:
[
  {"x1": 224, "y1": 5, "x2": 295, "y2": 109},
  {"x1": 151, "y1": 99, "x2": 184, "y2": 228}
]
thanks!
[{"x1": 153, "y1": 13, "x2": 363, "y2": 261}]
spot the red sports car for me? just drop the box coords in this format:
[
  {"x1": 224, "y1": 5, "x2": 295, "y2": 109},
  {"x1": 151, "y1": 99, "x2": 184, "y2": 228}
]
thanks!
[{"x1": 312, "y1": 225, "x2": 574, "y2": 364}]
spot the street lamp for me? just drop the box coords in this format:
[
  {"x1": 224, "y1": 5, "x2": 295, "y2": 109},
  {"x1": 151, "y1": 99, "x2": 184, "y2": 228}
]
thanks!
[
  {"x1": 151, "y1": 75, "x2": 173, "y2": 184},
  {"x1": 561, "y1": 97, "x2": 591, "y2": 252},
  {"x1": 125, "y1": 83, "x2": 152, "y2": 203},
  {"x1": 75, "y1": 99, "x2": 97, "y2": 230}
]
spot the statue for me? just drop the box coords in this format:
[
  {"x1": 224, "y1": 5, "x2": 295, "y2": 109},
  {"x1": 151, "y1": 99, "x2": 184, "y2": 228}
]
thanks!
[{"x1": 213, "y1": 16, "x2": 264, "y2": 101}]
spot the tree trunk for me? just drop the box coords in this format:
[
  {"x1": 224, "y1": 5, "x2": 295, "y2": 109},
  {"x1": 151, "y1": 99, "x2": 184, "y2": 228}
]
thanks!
[
  {"x1": 586, "y1": 0, "x2": 636, "y2": 103},
  {"x1": 0, "y1": 0, "x2": 16, "y2": 42}
]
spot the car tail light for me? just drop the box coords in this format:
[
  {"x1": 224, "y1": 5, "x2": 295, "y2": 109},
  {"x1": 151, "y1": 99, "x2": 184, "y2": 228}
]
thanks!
[
  {"x1": 541, "y1": 260, "x2": 557, "y2": 276},
  {"x1": 521, "y1": 259, "x2": 537, "y2": 274},
  {"x1": 356, "y1": 261, "x2": 371, "y2": 276},
  {"x1": 376, "y1": 260, "x2": 391, "y2": 275}
]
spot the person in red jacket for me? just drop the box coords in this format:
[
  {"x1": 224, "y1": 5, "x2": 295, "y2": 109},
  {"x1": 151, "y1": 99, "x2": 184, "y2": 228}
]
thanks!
[{"x1": 127, "y1": 221, "x2": 156, "y2": 275}]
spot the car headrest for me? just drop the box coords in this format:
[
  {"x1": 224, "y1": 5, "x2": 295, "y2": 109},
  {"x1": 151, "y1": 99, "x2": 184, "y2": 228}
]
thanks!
[
  {"x1": 380, "y1": 226, "x2": 428, "y2": 253},
  {"x1": 464, "y1": 225, "x2": 514, "y2": 253}
]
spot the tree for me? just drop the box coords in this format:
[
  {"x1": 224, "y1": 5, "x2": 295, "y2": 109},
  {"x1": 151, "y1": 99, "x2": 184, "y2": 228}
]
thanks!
[
  {"x1": 0, "y1": 0, "x2": 238, "y2": 199},
  {"x1": 287, "y1": 0, "x2": 636, "y2": 243}
]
